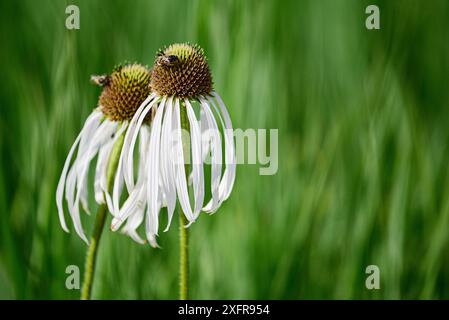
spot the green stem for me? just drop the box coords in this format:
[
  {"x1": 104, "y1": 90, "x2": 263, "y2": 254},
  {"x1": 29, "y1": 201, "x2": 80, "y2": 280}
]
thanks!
[
  {"x1": 179, "y1": 102, "x2": 190, "y2": 300},
  {"x1": 80, "y1": 204, "x2": 107, "y2": 300},
  {"x1": 179, "y1": 211, "x2": 189, "y2": 300},
  {"x1": 80, "y1": 128, "x2": 124, "y2": 300}
]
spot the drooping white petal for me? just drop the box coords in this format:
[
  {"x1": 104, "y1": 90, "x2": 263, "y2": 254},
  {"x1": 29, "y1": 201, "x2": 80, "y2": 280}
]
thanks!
[
  {"x1": 111, "y1": 98, "x2": 157, "y2": 216},
  {"x1": 110, "y1": 151, "x2": 125, "y2": 217},
  {"x1": 76, "y1": 114, "x2": 104, "y2": 213},
  {"x1": 145, "y1": 227, "x2": 159, "y2": 248},
  {"x1": 122, "y1": 95, "x2": 158, "y2": 192},
  {"x1": 76, "y1": 124, "x2": 98, "y2": 214},
  {"x1": 138, "y1": 124, "x2": 151, "y2": 179},
  {"x1": 64, "y1": 112, "x2": 104, "y2": 216},
  {"x1": 96, "y1": 122, "x2": 128, "y2": 204},
  {"x1": 115, "y1": 124, "x2": 151, "y2": 234},
  {"x1": 199, "y1": 96, "x2": 222, "y2": 213},
  {"x1": 75, "y1": 120, "x2": 118, "y2": 214},
  {"x1": 77, "y1": 112, "x2": 103, "y2": 162},
  {"x1": 63, "y1": 115, "x2": 105, "y2": 242},
  {"x1": 185, "y1": 99, "x2": 205, "y2": 219},
  {"x1": 71, "y1": 200, "x2": 89, "y2": 243},
  {"x1": 57, "y1": 141, "x2": 79, "y2": 232},
  {"x1": 208, "y1": 93, "x2": 236, "y2": 201},
  {"x1": 65, "y1": 163, "x2": 78, "y2": 218},
  {"x1": 73, "y1": 120, "x2": 117, "y2": 205},
  {"x1": 159, "y1": 176, "x2": 168, "y2": 208},
  {"x1": 110, "y1": 123, "x2": 149, "y2": 230},
  {"x1": 80, "y1": 188, "x2": 91, "y2": 215},
  {"x1": 172, "y1": 98, "x2": 195, "y2": 223},
  {"x1": 70, "y1": 119, "x2": 118, "y2": 243},
  {"x1": 111, "y1": 183, "x2": 146, "y2": 231},
  {"x1": 122, "y1": 209, "x2": 146, "y2": 244},
  {"x1": 160, "y1": 97, "x2": 177, "y2": 231},
  {"x1": 200, "y1": 108, "x2": 210, "y2": 162},
  {"x1": 117, "y1": 94, "x2": 154, "y2": 193},
  {"x1": 103, "y1": 141, "x2": 125, "y2": 215},
  {"x1": 145, "y1": 187, "x2": 163, "y2": 248},
  {"x1": 95, "y1": 141, "x2": 113, "y2": 204},
  {"x1": 146, "y1": 97, "x2": 166, "y2": 236},
  {"x1": 56, "y1": 110, "x2": 102, "y2": 233}
]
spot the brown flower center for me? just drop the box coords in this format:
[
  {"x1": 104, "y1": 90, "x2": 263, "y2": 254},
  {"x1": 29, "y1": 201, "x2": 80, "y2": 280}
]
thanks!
[
  {"x1": 150, "y1": 43, "x2": 213, "y2": 99},
  {"x1": 94, "y1": 63, "x2": 152, "y2": 121}
]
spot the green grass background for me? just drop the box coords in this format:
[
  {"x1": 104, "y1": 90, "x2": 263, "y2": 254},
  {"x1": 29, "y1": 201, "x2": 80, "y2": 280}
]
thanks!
[{"x1": 1, "y1": 0, "x2": 449, "y2": 299}]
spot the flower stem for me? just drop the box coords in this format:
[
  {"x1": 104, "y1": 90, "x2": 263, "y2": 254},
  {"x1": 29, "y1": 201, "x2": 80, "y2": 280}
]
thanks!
[
  {"x1": 179, "y1": 102, "x2": 190, "y2": 300},
  {"x1": 80, "y1": 128, "x2": 125, "y2": 300},
  {"x1": 179, "y1": 210, "x2": 189, "y2": 300},
  {"x1": 80, "y1": 203, "x2": 107, "y2": 300}
]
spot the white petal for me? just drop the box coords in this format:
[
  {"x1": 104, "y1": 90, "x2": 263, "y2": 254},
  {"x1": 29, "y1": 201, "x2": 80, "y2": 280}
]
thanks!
[
  {"x1": 122, "y1": 95, "x2": 158, "y2": 192},
  {"x1": 72, "y1": 120, "x2": 117, "y2": 212},
  {"x1": 185, "y1": 99, "x2": 205, "y2": 219},
  {"x1": 77, "y1": 112, "x2": 103, "y2": 163},
  {"x1": 57, "y1": 141, "x2": 79, "y2": 233},
  {"x1": 160, "y1": 97, "x2": 177, "y2": 231},
  {"x1": 111, "y1": 99, "x2": 154, "y2": 217},
  {"x1": 95, "y1": 122, "x2": 127, "y2": 204},
  {"x1": 100, "y1": 122, "x2": 129, "y2": 212},
  {"x1": 138, "y1": 124, "x2": 151, "y2": 178},
  {"x1": 94, "y1": 141, "x2": 113, "y2": 204},
  {"x1": 75, "y1": 120, "x2": 118, "y2": 214},
  {"x1": 111, "y1": 183, "x2": 146, "y2": 231},
  {"x1": 145, "y1": 232, "x2": 159, "y2": 248},
  {"x1": 66, "y1": 115, "x2": 105, "y2": 214},
  {"x1": 112, "y1": 97, "x2": 156, "y2": 216},
  {"x1": 70, "y1": 119, "x2": 117, "y2": 242},
  {"x1": 208, "y1": 93, "x2": 236, "y2": 201},
  {"x1": 71, "y1": 200, "x2": 89, "y2": 243},
  {"x1": 111, "y1": 121, "x2": 148, "y2": 228},
  {"x1": 200, "y1": 108, "x2": 211, "y2": 162},
  {"x1": 56, "y1": 111, "x2": 102, "y2": 233},
  {"x1": 144, "y1": 190, "x2": 162, "y2": 248},
  {"x1": 199, "y1": 97, "x2": 222, "y2": 213},
  {"x1": 128, "y1": 231, "x2": 146, "y2": 244},
  {"x1": 76, "y1": 115, "x2": 103, "y2": 213},
  {"x1": 119, "y1": 94, "x2": 154, "y2": 192},
  {"x1": 146, "y1": 98, "x2": 166, "y2": 235},
  {"x1": 172, "y1": 98, "x2": 195, "y2": 222},
  {"x1": 65, "y1": 162, "x2": 77, "y2": 217},
  {"x1": 123, "y1": 209, "x2": 146, "y2": 244}
]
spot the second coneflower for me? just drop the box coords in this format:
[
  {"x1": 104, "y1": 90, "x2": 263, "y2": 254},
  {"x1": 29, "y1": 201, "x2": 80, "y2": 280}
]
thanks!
[
  {"x1": 56, "y1": 62, "x2": 154, "y2": 299},
  {"x1": 57, "y1": 63, "x2": 154, "y2": 243}
]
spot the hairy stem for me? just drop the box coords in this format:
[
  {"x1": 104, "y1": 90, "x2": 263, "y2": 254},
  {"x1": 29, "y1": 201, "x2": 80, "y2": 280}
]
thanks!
[
  {"x1": 80, "y1": 128, "x2": 124, "y2": 300},
  {"x1": 179, "y1": 210, "x2": 189, "y2": 300},
  {"x1": 80, "y1": 204, "x2": 107, "y2": 300},
  {"x1": 179, "y1": 101, "x2": 190, "y2": 300}
]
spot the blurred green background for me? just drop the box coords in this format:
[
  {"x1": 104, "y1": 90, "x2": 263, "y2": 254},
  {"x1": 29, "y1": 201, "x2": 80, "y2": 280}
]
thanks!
[{"x1": 1, "y1": 0, "x2": 449, "y2": 299}]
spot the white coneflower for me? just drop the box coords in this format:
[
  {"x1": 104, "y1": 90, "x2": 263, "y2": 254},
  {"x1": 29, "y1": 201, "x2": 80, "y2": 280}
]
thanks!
[
  {"x1": 110, "y1": 43, "x2": 236, "y2": 248},
  {"x1": 56, "y1": 63, "x2": 154, "y2": 244}
]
